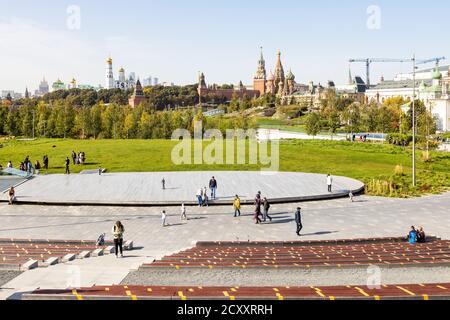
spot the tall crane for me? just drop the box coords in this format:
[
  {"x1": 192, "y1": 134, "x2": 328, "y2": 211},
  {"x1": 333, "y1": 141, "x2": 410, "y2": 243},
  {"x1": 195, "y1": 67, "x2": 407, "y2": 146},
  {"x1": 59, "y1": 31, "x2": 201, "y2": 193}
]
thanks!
[{"x1": 349, "y1": 57, "x2": 446, "y2": 88}]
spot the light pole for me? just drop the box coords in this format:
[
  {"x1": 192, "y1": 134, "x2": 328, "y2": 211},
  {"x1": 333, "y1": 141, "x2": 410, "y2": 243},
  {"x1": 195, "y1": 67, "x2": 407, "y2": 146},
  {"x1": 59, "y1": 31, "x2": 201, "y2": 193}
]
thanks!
[
  {"x1": 412, "y1": 54, "x2": 416, "y2": 187},
  {"x1": 32, "y1": 110, "x2": 35, "y2": 139}
]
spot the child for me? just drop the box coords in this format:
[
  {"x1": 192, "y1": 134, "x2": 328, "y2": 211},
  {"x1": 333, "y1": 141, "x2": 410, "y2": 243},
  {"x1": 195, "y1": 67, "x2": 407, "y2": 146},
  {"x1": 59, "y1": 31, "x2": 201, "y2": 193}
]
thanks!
[{"x1": 181, "y1": 204, "x2": 187, "y2": 221}]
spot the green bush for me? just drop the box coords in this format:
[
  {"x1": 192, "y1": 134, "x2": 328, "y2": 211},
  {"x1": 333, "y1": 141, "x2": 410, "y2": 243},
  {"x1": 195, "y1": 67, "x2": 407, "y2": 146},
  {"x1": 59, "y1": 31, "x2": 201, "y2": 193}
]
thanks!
[{"x1": 386, "y1": 133, "x2": 413, "y2": 146}]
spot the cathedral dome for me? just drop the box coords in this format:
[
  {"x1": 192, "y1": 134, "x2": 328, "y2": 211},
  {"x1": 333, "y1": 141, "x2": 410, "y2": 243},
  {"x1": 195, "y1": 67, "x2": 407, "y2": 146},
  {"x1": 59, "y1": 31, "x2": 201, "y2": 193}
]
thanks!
[
  {"x1": 432, "y1": 68, "x2": 442, "y2": 80},
  {"x1": 267, "y1": 72, "x2": 275, "y2": 81},
  {"x1": 286, "y1": 69, "x2": 295, "y2": 81}
]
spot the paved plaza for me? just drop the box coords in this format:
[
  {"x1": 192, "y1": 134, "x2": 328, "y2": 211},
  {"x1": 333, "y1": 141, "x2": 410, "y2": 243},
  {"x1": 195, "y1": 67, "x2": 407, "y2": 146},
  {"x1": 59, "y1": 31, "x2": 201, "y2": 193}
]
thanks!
[
  {"x1": 4, "y1": 172, "x2": 364, "y2": 206},
  {"x1": 0, "y1": 191, "x2": 449, "y2": 299}
]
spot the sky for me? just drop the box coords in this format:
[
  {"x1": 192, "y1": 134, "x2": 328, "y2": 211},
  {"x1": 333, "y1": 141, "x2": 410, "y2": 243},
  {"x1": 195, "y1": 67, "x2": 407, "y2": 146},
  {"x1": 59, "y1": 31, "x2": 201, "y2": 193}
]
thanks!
[{"x1": 1, "y1": 0, "x2": 450, "y2": 93}]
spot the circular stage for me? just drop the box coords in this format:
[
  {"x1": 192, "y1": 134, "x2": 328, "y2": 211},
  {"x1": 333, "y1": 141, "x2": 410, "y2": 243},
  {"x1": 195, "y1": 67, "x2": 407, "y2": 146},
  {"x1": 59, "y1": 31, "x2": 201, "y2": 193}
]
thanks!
[{"x1": 4, "y1": 172, "x2": 364, "y2": 207}]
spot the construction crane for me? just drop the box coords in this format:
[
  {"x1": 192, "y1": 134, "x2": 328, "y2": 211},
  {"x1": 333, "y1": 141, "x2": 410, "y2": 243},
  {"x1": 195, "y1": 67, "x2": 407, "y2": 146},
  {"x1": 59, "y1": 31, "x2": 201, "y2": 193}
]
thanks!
[{"x1": 349, "y1": 57, "x2": 446, "y2": 88}]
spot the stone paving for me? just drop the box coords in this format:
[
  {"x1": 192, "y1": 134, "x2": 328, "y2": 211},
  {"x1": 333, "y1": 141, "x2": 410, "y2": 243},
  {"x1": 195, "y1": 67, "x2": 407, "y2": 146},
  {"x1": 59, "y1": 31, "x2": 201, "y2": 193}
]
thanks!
[
  {"x1": 0, "y1": 192, "x2": 449, "y2": 299},
  {"x1": 5, "y1": 172, "x2": 364, "y2": 205}
]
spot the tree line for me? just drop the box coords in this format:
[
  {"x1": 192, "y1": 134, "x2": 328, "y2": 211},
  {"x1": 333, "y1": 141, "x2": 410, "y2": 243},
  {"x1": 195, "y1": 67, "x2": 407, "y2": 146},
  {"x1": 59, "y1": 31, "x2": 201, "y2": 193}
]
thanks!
[
  {"x1": 0, "y1": 95, "x2": 255, "y2": 140},
  {"x1": 304, "y1": 94, "x2": 437, "y2": 141}
]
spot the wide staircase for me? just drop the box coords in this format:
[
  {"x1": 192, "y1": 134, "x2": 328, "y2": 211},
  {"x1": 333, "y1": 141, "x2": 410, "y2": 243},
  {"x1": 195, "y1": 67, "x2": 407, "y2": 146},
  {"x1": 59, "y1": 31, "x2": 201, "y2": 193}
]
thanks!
[
  {"x1": 143, "y1": 237, "x2": 450, "y2": 269},
  {"x1": 22, "y1": 237, "x2": 450, "y2": 300},
  {"x1": 0, "y1": 238, "x2": 133, "y2": 270}
]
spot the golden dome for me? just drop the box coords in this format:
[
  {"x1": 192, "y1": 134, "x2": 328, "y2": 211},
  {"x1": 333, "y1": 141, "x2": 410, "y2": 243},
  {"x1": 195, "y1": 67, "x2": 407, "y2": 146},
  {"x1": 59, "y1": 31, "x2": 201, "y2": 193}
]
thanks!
[
  {"x1": 107, "y1": 57, "x2": 113, "y2": 64},
  {"x1": 119, "y1": 67, "x2": 125, "y2": 72}
]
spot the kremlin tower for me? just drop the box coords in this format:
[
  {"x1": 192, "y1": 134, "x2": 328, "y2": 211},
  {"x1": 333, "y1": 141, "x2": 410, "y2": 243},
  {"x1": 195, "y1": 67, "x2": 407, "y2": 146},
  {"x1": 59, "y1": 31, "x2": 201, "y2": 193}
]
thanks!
[
  {"x1": 129, "y1": 79, "x2": 146, "y2": 108},
  {"x1": 253, "y1": 47, "x2": 267, "y2": 96}
]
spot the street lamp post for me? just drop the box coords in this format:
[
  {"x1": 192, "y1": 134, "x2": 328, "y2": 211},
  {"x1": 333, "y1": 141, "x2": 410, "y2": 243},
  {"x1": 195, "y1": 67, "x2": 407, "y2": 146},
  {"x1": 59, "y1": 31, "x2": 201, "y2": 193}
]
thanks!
[
  {"x1": 32, "y1": 110, "x2": 35, "y2": 139},
  {"x1": 412, "y1": 54, "x2": 416, "y2": 187}
]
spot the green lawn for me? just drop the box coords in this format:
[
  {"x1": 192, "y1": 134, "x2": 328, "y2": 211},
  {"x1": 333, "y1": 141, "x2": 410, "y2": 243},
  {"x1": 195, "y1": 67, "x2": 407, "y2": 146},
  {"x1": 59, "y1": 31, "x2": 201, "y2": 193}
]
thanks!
[{"x1": 1, "y1": 138, "x2": 449, "y2": 197}]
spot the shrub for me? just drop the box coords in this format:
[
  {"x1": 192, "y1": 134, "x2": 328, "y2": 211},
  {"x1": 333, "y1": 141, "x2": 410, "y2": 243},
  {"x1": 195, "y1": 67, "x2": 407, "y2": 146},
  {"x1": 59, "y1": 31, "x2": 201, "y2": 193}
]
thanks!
[{"x1": 386, "y1": 133, "x2": 412, "y2": 146}]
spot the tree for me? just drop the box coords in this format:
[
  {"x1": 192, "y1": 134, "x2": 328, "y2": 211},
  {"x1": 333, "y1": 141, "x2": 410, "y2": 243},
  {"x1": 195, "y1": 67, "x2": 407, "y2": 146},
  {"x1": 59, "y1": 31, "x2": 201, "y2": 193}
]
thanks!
[
  {"x1": 342, "y1": 103, "x2": 362, "y2": 135},
  {"x1": 305, "y1": 112, "x2": 322, "y2": 138}
]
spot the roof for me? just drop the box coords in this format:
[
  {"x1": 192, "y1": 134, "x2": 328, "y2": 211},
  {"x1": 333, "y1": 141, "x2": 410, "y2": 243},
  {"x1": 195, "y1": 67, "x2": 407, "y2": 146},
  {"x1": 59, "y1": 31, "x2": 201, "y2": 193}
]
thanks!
[{"x1": 370, "y1": 79, "x2": 432, "y2": 90}]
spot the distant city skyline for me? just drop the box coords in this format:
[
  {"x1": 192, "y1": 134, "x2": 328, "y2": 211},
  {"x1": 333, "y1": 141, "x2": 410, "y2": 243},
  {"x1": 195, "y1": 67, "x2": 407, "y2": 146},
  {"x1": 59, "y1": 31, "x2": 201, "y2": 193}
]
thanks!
[{"x1": 1, "y1": 0, "x2": 449, "y2": 93}]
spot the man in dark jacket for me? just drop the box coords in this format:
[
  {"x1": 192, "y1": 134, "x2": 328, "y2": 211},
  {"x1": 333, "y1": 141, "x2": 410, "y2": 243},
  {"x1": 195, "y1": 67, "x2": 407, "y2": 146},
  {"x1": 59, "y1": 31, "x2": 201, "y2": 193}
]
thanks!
[
  {"x1": 263, "y1": 198, "x2": 273, "y2": 222},
  {"x1": 209, "y1": 177, "x2": 217, "y2": 199},
  {"x1": 295, "y1": 207, "x2": 303, "y2": 236},
  {"x1": 65, "y1": 157, "x2": 70, "y2": 175}
]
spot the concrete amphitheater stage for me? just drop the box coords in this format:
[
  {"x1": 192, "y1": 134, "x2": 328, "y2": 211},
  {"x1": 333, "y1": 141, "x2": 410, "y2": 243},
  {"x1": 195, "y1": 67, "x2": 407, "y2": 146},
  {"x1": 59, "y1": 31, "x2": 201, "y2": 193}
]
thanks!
[{"x1": 4, "y1": 172, "x2": 364, "y2": 207}]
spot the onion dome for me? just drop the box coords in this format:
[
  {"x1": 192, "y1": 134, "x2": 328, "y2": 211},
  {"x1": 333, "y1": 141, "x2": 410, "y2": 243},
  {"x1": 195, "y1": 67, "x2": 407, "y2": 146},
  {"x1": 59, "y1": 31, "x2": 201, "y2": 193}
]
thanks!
[
  {"x1": 432, "y1": 67, "x2": 442, "y2": 80},
  {"x1": 286, "y1": 69, "x2": 295, "y2": 81}
]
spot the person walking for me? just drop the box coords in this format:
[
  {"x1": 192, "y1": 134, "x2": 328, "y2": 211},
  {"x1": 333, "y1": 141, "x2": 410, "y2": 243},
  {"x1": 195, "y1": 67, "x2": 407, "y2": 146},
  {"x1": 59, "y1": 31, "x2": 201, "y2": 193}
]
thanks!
[
  {"x1": 112, "y1": 221, "x2": 125, "y2": 258},
  {"x1": 295, "y1": 207, "x2": 303, "y2": 236},
  {"x1": 161, "y1": 210, "x2": 167, "y2": 227},
  {"x1": 209, "y1": 176, "x2": 218, "y2": 199},
  {"x1": 65, "y1": 157, "x2": 70, "y2": 175},
  {"x1": 327, "y1": 174, "x2": 333, "y2": 193},
  {"x1": 71, "y1": 151, "x2": 77, "y2": 165},
  {"x1": 162, "y1": 178, "x2": 166, "y2": 190},
  {"x1": 181, "y1": 203, "x2": 187, "y2": 221},
  {"x1": 8, "y1": 187, "x2": 15, "y2": 205},
  {"x1": 254, "y1": 192, "x2": 263, "y2": 223},
  {"x1": 233, "y1": 195, "x2": 241, "y2": 217},
  {"x1": 262, "y1": 198, "x2": 273, "y2": 222},
  {"x1": 7, "y1": 161, "x2": 13, "y2": 169}
]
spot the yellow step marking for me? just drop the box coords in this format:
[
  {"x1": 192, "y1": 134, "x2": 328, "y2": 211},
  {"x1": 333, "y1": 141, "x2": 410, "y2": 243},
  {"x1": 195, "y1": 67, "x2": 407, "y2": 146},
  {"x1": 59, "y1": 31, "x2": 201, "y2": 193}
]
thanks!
[
  {"x1": 72, "y1": 290, "x2": 83, "y2": 301},
  {"x1": 374, "y1": 296, "x2": 381, "y2": 301},
  {"x1": 178, "y1": 291, "x2": 187, "y2": 300},
  {"x1": 396, "y1": 286, "x2": 416, "y2": 296},
  {"x1": 276, "y1": 293, "x2": 284, "y2": 300},
  {"x1": 354, "y1": 287, "x2": 370, "y2": 297},
  {"x1": 423, "y1": 295, "x2": 429, "y2": 301},
  {"x1": 312, "y1": 287, "x2": 326, "y2": 298}
]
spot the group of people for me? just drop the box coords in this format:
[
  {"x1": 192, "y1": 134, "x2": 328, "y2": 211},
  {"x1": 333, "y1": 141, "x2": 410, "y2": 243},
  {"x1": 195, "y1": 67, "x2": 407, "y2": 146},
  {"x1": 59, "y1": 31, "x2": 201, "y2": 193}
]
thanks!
[
  {"x1": 71, "y1": 151, "x2": 86, "y2": 166},
  {"x1": 407, "y1": 226, "x2": 427, "y2": 244},
  {"x1": 3, "y1": 155, "x2": 49, "y2": 175},
  {"x1": 253, "y1": 191, "x2": 273, "y2": 224},
  {"x1": 195, "y1": 176, "x2": 218, "y2": 207},
  {"x1": 347, "y1": 134, "x2": 369, "y2": 142}
]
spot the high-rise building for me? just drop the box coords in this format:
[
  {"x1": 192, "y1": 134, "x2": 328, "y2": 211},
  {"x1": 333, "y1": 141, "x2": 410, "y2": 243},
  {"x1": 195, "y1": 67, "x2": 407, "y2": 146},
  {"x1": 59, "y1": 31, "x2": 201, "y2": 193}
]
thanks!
[
  {"x1": 38, "y1": 77, "x2": 49, "y2": 95},
  {"x1": 143, "y1": 76, "x2": 152, "y2": 87}
]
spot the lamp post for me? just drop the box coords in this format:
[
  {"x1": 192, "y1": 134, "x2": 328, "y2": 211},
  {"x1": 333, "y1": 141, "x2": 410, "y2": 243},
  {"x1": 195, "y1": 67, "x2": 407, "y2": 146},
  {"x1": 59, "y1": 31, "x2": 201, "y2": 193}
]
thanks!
[
  {"x1": 32, "y1": 110, "x2": 35, "y2": 139},
  {"x1": 412, "y1": 54, "x2": 416, "y2": 187}
]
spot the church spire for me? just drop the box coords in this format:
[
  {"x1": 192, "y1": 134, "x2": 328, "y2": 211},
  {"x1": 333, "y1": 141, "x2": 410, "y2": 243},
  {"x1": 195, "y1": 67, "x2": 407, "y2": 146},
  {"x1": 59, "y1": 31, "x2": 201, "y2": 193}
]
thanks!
[
  {"x1": 274, "y1": 50, "x2": 285, "y2": 94},
  {"x1": 254, "y1": 46, "x2": 266, "y2": 80}
]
